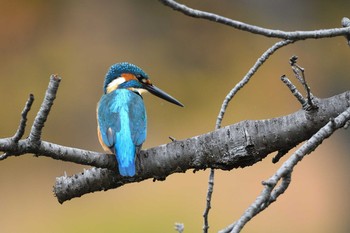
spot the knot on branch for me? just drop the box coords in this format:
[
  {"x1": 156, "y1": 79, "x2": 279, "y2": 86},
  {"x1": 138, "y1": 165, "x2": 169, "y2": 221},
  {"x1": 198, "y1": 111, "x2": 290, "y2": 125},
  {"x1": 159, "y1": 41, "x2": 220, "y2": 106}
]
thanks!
[{"x1": 341, "y1": 17, "x2": 350, "y2": 46}]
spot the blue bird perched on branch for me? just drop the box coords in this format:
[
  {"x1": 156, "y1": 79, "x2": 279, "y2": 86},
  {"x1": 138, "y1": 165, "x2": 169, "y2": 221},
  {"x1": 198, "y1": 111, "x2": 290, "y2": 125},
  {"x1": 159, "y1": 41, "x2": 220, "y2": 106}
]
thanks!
[{"x1": 97, "y1": 62, "x2": 184, "y2": 177}]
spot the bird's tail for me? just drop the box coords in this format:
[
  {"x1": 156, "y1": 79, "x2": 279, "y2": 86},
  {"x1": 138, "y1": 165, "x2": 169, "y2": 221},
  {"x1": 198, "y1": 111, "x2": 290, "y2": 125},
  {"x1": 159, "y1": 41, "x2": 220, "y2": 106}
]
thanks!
[
  {"x1": 118, "y1": 163, "x2": 135, "y2": 177},
  {"x1": 114, "y1": 142, "x2": 136, "y2": 177}
]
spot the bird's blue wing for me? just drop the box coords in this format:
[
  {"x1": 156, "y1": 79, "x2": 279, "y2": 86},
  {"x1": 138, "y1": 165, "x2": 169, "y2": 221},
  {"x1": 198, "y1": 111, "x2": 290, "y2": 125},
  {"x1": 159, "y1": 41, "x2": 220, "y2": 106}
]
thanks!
[
  {"x1": 128, "y1": 95, "x2": 147, "y2": 147},
  {"x1": 97, "y1": 94, "x2": 121, "y2": 150},
  {"x1": 97, "y1": 89, "x2": 146, "y2": 176}
]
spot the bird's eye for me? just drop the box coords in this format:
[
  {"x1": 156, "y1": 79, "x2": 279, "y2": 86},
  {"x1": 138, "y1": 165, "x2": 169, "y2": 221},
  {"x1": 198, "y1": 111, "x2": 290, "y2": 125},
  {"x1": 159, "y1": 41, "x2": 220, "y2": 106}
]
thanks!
[
  {"x1": 135, "y1": 74, "x2": 149, "y2": 84},
  {"x1": 136, "y1": 74, "x2": 143, "y2": 80}
]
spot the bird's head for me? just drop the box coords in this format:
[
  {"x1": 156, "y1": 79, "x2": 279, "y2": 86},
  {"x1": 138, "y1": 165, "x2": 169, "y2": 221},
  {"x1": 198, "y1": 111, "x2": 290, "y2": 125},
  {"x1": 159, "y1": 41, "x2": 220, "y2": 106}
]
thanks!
[{"x1": 104, "y1": 62, "x2": 184, "y2": 107}]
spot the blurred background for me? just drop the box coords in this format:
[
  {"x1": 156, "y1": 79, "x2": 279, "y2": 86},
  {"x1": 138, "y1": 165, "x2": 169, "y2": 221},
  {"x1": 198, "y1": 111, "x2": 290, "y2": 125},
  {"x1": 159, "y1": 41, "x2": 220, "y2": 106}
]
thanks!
[{"x1": 0, "y1": 0, "x2": 350, "y2": 232}]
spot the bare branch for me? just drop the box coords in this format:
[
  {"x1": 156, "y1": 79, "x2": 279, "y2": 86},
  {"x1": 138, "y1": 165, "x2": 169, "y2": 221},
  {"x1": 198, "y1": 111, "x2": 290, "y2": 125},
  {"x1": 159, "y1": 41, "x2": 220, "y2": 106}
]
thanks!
[
  {"x1": 341, "y1": 17, "x2": 350, "y2": 45},
  {"x1": 220, "y1": 106, "x2": 350, "y2": 233},
  {"x1": 28, "y1": 75, "x2": 61, "y2": 148},
  {"x1": 216, "y1": 40, "x2": 294, "y2": 128},
  {"x1": 160, "y1": 0, "x2": 350, "y2": 40},
  {"x1": 0, "y1": 5, "x2": 349, "y2": 232},
  {"x1": 0, "y1": 94, "x2": 34, "y2": 160},
  {"x1": 13, "y1": 94, "x2": 34, "y2": 143},
  {"x1": 289, "y1": 56, "x2": 317, "y2": 110},
  {"x1": 0, "y1": 76, "x2": 115, "y2": 169},
  {"x1": 203, "y1": 168, "x2": 214, "y2": 233},
  {"x1": 53, "y1": 91, "x2": 350, "y2": 203},
  {"x1": 0, "y1": 2, "x2": 348, "y2": 233},
  {"x1": 0, "y1": 138, "x2": 116, "y2": 168},
  {"x1": 280, "y1": 75, "x2": 307, "y2": 107}
]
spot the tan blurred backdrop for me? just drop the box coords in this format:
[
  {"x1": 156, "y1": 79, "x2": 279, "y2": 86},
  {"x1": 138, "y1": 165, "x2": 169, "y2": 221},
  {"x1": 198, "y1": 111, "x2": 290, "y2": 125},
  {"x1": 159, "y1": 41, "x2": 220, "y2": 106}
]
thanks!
[{"x1": 0, "y1": 1, "x2": 350, "y2": 233}]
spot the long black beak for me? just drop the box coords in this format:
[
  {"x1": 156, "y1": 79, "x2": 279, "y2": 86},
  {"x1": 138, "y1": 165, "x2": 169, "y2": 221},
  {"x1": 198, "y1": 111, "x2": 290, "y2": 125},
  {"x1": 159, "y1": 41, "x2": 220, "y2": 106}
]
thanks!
[{"x1": 143, "y1": 84, "x2": 184, "y2": 107}]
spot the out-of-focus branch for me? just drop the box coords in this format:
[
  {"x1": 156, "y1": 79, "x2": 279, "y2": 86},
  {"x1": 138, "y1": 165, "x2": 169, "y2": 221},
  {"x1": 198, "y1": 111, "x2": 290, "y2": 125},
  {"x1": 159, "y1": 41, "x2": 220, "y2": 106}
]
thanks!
[{"x1": 160, "y1": 0, "x2": 350, "y2": 41}]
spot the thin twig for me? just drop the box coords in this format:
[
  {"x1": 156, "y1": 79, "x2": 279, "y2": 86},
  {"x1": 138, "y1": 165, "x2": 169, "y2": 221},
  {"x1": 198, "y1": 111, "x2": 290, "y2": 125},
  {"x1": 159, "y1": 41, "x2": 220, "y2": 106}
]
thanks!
[
  {"x1": 12, "y1": 94, "x2": 35, "y2": 143},
  {"x1": 280, "y1": 75, "x2": 307, "y2": 107},
  {"x1": 203, "y1": 168, "x2": 215, "y2": 233},
  {"x1": 289, "y1": 56, "x2": 317, "y2": 110},
  {"x1": 216, "y1": 40, "x2": 294, "y2": 128},
  {"x1": 1, "y1": 94, "x2": 36, "y2": 160}
]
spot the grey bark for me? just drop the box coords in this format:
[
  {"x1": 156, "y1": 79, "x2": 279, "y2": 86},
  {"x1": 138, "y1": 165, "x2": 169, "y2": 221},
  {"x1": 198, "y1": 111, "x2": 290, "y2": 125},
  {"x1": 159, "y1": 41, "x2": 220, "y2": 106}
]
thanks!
[{"x1": 54, "y1": 91, "x2": 350, "y2": 203}]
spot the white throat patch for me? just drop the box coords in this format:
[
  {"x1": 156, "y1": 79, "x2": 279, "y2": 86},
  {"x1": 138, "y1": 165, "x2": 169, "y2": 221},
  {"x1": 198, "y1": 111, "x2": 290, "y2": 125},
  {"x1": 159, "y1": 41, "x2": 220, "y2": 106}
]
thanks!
[
  {"x1": 128, "y1": 88, "x2": 148, "y2": 95},
  {"x1": 106, "y1": 77, "x2": 126, "y2": 93}
]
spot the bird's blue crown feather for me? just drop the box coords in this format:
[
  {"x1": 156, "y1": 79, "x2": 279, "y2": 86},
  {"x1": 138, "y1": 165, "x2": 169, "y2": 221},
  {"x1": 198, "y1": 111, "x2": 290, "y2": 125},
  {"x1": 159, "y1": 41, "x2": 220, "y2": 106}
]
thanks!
[{"x1": 103, "y1": 62, "x2": 149, "y2": 93}]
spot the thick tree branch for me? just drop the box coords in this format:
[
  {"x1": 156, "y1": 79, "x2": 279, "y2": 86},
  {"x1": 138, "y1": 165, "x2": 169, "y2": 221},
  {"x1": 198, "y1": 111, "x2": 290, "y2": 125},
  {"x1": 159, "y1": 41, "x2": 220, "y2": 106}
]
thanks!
[
  {"x1": 53, "y1": 91, "x2": 350, "y2": 203},
  {"x1": 0, "y1": 139, "x2": 117, "y2": 169},
  {"x1": 160, "y1": 0, "x2": 350, "y2": 41}
]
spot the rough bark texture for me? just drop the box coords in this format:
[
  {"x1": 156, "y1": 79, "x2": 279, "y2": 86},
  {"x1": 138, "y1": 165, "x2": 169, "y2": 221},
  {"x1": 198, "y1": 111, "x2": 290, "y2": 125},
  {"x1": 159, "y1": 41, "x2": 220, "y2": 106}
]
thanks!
[{"x1": 54, "y1": 91, "x2": 350, "y2": 203}]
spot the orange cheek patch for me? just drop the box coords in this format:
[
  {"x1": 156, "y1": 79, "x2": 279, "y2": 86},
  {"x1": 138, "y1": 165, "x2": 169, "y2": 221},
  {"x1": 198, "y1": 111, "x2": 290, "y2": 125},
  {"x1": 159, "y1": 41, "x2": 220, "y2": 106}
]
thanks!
[{"x1": 121, "y1": 73, "x2": 137, "y2": 81}]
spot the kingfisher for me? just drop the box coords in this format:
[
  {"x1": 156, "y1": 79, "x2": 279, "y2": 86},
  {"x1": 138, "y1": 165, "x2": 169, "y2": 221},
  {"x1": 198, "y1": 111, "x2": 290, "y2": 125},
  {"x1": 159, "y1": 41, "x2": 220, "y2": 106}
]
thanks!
[{"x1": 97, "y1": 62, "x2": 184, "y2": 177}]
